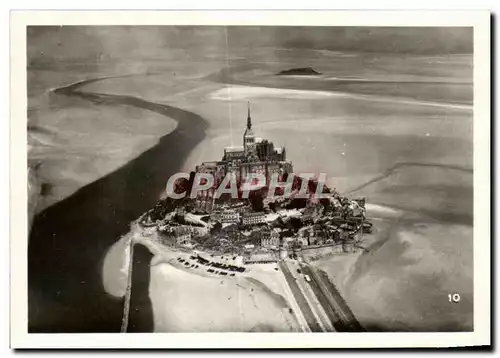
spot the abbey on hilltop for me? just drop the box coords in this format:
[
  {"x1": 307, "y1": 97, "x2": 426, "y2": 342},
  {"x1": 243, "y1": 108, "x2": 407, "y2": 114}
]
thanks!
[{"x1": 196, "y1": 103, "x2": 294, "y2": 184}]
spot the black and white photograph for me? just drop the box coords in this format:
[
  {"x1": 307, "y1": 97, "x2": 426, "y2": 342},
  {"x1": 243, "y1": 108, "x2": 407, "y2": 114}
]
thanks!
[{"x1": 10, "y1": 10, "x2": 491, "y2": 349}]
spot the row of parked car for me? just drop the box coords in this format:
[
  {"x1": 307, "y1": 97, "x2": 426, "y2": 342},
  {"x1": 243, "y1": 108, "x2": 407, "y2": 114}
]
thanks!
[
  {"x1": 206, "y1": 269, "x2": 235, "y2": 277},
  {"x1": 177, "y1": 257, "x2": 199, "y2": 269},
  {"x1": 177, "y1": 256, "x2": 240, "y2": 277},
  {"x1": 191, "y1": 255, "x2": 246, "y2": 273}
]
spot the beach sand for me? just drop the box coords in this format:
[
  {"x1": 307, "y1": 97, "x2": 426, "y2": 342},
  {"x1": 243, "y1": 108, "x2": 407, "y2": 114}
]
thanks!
[{"x1": 149, "y1": 262, "x2": 300, "y2": 332}]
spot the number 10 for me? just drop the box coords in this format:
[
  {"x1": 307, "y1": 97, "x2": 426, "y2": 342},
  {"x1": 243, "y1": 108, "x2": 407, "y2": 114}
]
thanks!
[{"x1": 448, "y1": 293, "x2": 461, "y2": 303}]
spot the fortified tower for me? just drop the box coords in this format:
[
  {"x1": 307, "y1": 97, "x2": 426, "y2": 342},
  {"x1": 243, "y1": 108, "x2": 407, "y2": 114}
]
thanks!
[
  {"x1": 243, "y1": 102, "x2": 256, "y2": 158},
  {"x1": 197, "y1": 102, "x2": 294, "y2": 196}
]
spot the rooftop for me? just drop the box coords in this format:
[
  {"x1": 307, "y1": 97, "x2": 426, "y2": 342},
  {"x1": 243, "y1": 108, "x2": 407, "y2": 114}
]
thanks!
[
  {"x1": 243, "y1": 212, "x2": 266, "y2": 217},
  {"x1": 224, "y1": 146, "x2": 244, "y2": 153}
]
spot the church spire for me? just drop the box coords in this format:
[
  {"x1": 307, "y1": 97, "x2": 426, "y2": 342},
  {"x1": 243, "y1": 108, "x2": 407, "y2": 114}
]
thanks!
[{"x1": 247, "y1": 102, "x2": 252, "y2": 129}]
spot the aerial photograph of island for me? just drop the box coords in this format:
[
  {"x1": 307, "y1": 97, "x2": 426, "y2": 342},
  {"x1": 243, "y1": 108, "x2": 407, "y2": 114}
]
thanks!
[{"x1": 27, "y1": 26, "x2": 473, "y2": 333}]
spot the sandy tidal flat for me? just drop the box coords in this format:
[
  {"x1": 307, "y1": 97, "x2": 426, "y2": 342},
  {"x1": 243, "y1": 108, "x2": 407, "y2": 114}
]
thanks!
[
  {"x1": 313, "y1": 209, "x2": 473, "y2": 331},
  {"x1": 149, "y1": 262, "x2": 300, "y2": 332},
  {"x1": 28, "y1": 89, "x2": 177, "y2": 214}
]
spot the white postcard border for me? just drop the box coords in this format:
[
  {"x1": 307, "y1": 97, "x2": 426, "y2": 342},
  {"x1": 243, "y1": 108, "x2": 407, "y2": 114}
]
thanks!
[{"x1": 10, "y1": 10, "x2": 491, "y2": 348}]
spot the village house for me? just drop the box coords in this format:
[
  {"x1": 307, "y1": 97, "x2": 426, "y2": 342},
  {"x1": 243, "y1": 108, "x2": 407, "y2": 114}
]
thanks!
[
  {"x1": 261, "y1": 228, "x2": 280, "y2": 248},
  {"x1": 220, "y1": 210, "x2": 240, "y2": 224},
  {"x1": 176, "y1": 232, "x2": 192, "y2": 247},
  {"x1": 242, "y1": 211, "x2": 266, "y2": 226}
]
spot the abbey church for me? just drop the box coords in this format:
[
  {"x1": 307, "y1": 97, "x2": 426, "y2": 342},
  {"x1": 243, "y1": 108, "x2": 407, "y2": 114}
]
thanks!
[{"x1": 195, "y1": 103, "x2": 294, "y2": 186}]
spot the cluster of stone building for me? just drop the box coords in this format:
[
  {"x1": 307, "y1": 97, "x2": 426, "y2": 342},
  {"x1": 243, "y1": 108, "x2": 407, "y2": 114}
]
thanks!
[
  {"x1": 151, "y1": 103, "x2": 369, "y2": 256},
  {"x1": 159, "y1": 222, "x2": 210, "y2": 248},
  {"x1": 256, "y1": 224, "x2": 346, "y2": 251},
  {"x1": 156, "y1": 200, "x2": 365, "y2": 252},
  {"x1": 210, "y1": 209, "x2": 267, "y2": 226}
]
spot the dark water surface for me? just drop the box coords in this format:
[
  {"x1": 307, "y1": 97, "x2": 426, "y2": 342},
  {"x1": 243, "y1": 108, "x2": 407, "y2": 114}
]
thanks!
[
  {"x1": 127, "y1": 244, "x2": 154, "y2": 333},
  {"x1": 28, "y1": 78, "x2": 208, "y2": 333}
]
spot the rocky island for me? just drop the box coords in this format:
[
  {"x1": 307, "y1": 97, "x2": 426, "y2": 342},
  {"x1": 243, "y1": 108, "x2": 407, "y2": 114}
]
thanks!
[{"x1": 276, "y1": 67, "x2": 322, "y2": 76}]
